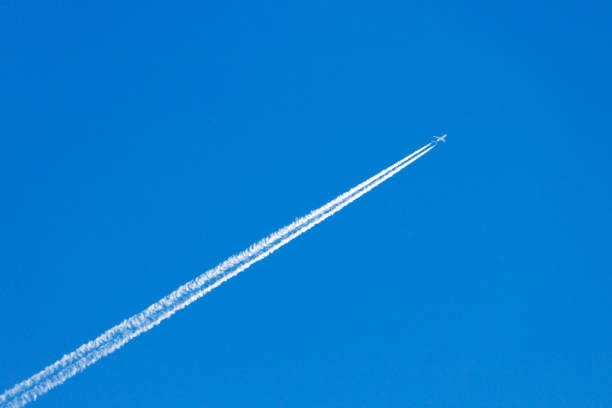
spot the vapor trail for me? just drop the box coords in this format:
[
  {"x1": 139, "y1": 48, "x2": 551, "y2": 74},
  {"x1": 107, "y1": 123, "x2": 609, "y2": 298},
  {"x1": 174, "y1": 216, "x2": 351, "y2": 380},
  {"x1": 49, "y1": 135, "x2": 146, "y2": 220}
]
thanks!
[{"x1": 0, "y1": 142, "x2": 436, "y2": 408}]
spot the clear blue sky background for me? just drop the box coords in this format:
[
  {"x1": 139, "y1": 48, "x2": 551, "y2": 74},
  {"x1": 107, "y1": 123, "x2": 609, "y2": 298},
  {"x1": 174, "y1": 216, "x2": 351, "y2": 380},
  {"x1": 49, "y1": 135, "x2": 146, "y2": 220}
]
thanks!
[{"x1": 1, "y1": 1, "x2": 611, "y2": 407}]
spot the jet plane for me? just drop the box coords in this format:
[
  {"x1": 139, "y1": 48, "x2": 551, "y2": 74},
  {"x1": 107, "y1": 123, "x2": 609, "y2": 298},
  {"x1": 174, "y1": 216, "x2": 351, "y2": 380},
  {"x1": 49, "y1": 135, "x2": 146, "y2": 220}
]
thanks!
[{"x1": 433, "y1": 134, "x2": 447, "y2": 143}]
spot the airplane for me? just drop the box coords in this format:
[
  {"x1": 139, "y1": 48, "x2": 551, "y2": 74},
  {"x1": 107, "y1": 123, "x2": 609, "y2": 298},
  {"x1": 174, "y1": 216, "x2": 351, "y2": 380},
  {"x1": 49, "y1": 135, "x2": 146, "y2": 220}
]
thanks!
[{"x1": 433, "y1": 134, "x2": 447, "y2": 143}]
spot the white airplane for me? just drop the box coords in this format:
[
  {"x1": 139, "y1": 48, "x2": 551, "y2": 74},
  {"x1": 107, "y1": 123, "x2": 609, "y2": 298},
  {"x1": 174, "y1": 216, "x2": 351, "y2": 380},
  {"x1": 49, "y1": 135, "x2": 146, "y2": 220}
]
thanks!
[{"x1": 433, "y1": 134, "x2": 447, "y2": 143}]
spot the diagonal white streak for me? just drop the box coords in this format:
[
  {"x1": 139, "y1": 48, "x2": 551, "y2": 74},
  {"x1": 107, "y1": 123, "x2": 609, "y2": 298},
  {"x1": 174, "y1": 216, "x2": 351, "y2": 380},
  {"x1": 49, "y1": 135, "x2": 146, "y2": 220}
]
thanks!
[{"x1": 0, "y1": 142, "x2": 435, "y2": 408}]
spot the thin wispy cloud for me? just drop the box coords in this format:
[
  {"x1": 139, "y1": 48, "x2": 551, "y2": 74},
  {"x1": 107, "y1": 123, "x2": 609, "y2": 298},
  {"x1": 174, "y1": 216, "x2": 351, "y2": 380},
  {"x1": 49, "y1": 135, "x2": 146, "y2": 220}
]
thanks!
[{"x1": 0, "y1": 141, "x2": 436, "y2": 408}]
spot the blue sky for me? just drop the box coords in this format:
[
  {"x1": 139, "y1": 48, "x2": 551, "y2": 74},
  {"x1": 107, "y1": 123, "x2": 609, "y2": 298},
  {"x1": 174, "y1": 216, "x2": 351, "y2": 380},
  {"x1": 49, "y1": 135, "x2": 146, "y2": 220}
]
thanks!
[{"x1": 1, "y1": 1, "x2": 611, "y2": 407}]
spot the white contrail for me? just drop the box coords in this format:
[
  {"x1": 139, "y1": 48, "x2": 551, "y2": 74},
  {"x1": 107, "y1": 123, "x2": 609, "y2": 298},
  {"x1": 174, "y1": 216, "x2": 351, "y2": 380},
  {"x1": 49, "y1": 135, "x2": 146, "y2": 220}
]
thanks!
[{"x1": 0, "y1": 142, "x2": 436, "y2": 408}]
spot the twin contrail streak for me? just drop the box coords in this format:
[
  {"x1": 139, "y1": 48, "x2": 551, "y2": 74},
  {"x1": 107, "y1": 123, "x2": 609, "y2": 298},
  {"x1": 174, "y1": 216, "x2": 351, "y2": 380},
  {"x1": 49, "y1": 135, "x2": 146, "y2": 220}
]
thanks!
[{"x1": 0, "y1": 141, "x2": 436, "y2": 408}]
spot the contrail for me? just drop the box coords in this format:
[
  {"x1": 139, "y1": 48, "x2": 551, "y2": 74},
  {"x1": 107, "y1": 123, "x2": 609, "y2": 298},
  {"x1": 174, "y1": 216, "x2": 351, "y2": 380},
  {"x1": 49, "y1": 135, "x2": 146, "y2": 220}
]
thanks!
[{"x1": 0, "y1": 142, "x2": 436, "y2": 408}]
